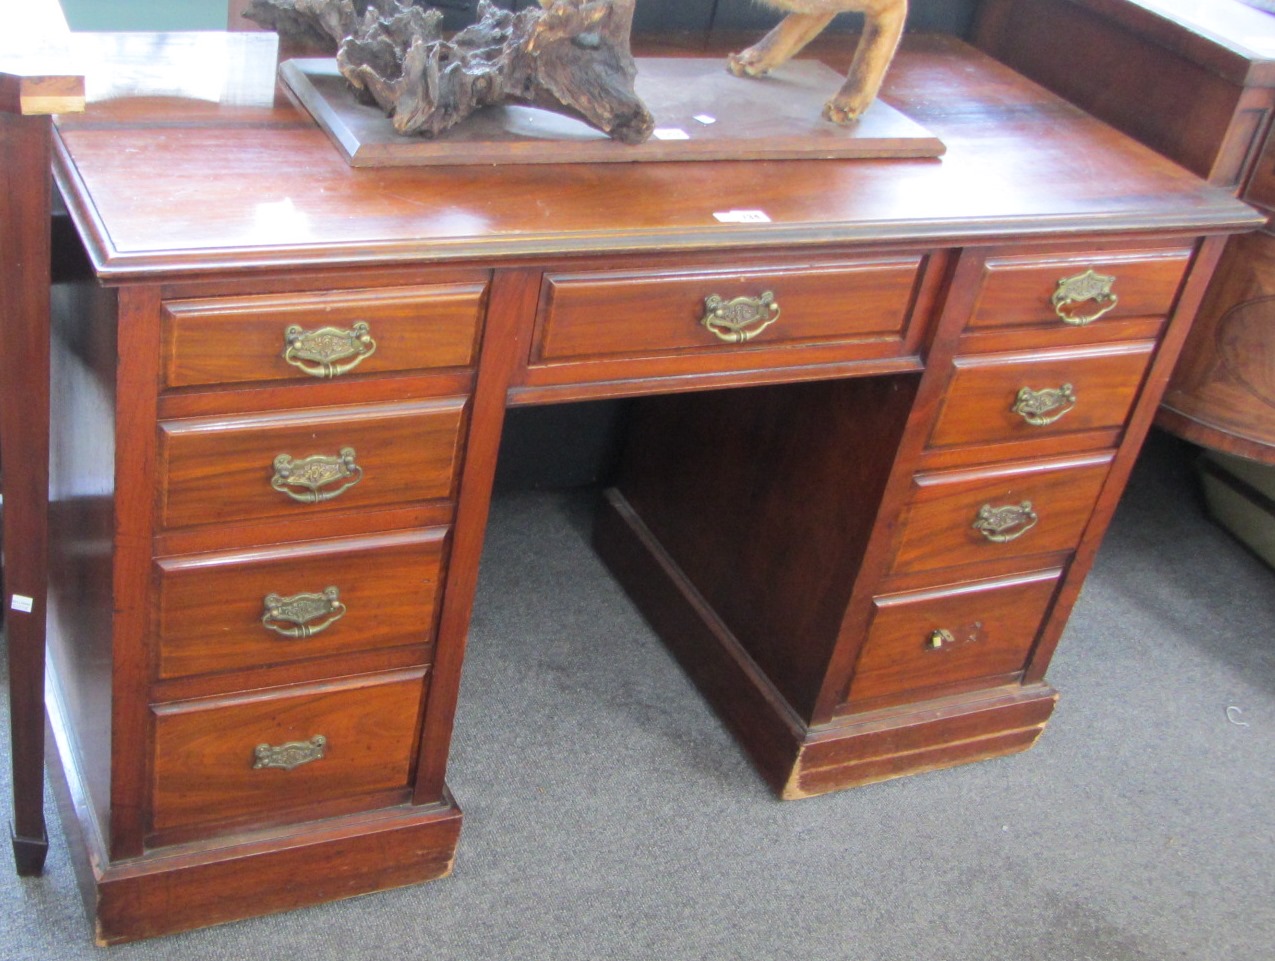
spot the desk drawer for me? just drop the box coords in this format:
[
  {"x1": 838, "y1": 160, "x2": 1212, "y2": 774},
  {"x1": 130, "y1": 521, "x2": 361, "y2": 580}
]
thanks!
[
  {"x1": 154, "y1": 528, "x2": 447, "y2": 681},
  {"x1": 968, "y1": 247, "x2": 1191, "y2": 333},
  {"x1": 888, "y1": 453, "x2": 1113, "y2": 577},
  {"x1": 158, "y1": 398, "x2": 467, "y2": 530},
  {"x1": 150, "y1": 669, "x2": 425, "y2": 836},
  {"x1": 161, "y1": 283, "x2": 487, "y2": 389},
  {"x1": 531, "y1": 257, "x2": 923, "y2": 365},
  {"x1": 848, "y1": 569, "x2": 1062, "y2": 706},
  {"x1": 928, "y1": 341, "x2": 1155, "y2": 449}
]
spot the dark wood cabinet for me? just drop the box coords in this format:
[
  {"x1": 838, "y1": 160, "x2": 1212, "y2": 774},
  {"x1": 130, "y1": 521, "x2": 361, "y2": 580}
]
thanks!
[{"x1": 18, "y1": 28, "x2": 1262, "y2": 944}]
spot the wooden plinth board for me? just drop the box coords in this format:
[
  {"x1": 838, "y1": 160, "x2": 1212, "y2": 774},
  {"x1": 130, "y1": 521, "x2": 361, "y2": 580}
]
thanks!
[
  {"x1": 45, "y1": 660, "x2": 463, "y2": 945},
  {"x1": 281, "y1": 57, "x2": 945, "y2": 167},
  {"x1": 593, "y1": 488, "x2": 1059, "y2": 799}
]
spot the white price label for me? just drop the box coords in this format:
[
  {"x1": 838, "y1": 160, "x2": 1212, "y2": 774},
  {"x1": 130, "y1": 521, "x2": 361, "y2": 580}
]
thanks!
[
  {"x1": 653, "y1": 128, "x2": 691, "y2": 141},
  {"x1": 10, "y1": 594, "x2": 34, "y2": 613},
  {"x1": 713, "y1": 209, "x2": 772, "y2": 224}
]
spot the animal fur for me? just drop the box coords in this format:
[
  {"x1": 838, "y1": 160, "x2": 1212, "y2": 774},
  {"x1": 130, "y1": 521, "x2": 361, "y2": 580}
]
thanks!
[{"x1": 728, "y1": 0, "x2": 909, "y2": 122}]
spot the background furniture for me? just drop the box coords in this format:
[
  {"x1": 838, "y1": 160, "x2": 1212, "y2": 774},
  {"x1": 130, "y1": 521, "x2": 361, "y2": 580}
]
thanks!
[{"x1": 0, "y1": 0, "x2": 83, "y2": 879}]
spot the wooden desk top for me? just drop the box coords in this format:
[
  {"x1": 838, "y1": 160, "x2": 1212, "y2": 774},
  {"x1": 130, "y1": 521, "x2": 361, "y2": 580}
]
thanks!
[{"x1": 52, "y1": 34, "x2": 1260, "y2": 282}]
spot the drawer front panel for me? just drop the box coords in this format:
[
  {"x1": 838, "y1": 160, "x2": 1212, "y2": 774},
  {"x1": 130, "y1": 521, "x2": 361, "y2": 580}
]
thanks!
[
  {"x1": 889, "y1": 454, "x2": 1114, "y2": 576},
  {"x1": 968, "y1": 248, "x2": 1192, "y2": 332},
  {"x1": 928, "y1": 341, "x2": 1155, "y2": 449},
  {"x1": 532, "y1": 257, "x2": 923, "y2": 364},
  {"x1": 849, "y1": 569, "x2": 1062, "y2": 705},
  {"x1": 161, "y1": 283, "x2": 487, "y2": 389},
  {"x1": 151, "y1": 670, "x2": 425, "y2": 834},
  {"x1": 155, "y1": 528, "x2": 448, "y2": 681},
  {"x1": 159, "y1": 398, "x2": 467, "y2": 529}
]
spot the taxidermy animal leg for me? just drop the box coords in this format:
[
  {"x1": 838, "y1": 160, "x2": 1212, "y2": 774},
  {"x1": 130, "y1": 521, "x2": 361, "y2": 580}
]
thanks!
[
  {"x1": 728, "y1": 12, "x2": 836, "y2": 80},
  {"x1": 828, "y1": 0, "x2": 907, "y2": 123},
  {"x1": 728, "y1": 0, "x2": 909, "y2": 124}
]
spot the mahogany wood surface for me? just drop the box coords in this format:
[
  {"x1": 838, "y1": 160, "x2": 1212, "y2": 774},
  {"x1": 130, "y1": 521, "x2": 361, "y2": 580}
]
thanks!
[
  {"x1": 154, "y1": 527, "x2": 446, "y2": 681},
  {"x1": 157, "y1": 398, "x2": 468, "y2": 528},
  {"x1": 150, "y1": 668, "x2": 426, "y2": 838},
  {"x1": 927, "y1": 341, "x2": 1156, "y2": 450},
  {"x1": 26, "y1": 25, "x2": 1263, "y2": 943},
  {"x1": 974, "y1": 0, "x2": 1275, "y2": 461},
  {"x1": 161, "y1": 280, "x2": 487, "y2": 389},
  {"x1": 532, "y1": 255, "x2": 922, "y2": 362}
]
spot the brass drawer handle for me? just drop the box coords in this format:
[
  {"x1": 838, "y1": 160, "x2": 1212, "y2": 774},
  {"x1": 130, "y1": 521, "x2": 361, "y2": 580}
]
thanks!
[
  {"x1": 271, "y1": 447, "x2": 363, "y2": 504},
  {"x1": 261, "y1": 586, "x2": 346, "y2": 639},
  {"x1": 701, "y1": 291, "x2": 780, "y2": 343},
  {"x1": 253, "y1": 735, "x2": 327, "y2": 771},
  {"x1": 973, "y1": 500, "x2": 1038, "y2": 543},
  {"x1": 1051, "y1": 269, "x2": 1118, "y2": 326},
  {"x1": 1012, "y1": 383, "x2": 1076, "y2": 426},
  {"x1": 283, "y1": 322, "x2": 377, "y2": 378}
]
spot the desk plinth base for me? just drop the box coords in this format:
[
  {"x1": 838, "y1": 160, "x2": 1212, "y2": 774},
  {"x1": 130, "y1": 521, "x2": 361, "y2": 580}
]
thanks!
[
  {"x1": 594, "y1": 488, "x2": 1059, "y2": 799},
  {"x1": 46, "y1": 685, "x2": 462, "y2": 946}
]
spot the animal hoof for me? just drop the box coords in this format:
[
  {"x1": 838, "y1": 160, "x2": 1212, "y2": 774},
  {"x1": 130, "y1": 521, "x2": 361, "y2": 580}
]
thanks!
[
  {"x1": 823, "y1": 97, "x2": 866, "y2": 125},
  {"x1": 728, "y1": 50, "x2": 770, "y2": 79}
]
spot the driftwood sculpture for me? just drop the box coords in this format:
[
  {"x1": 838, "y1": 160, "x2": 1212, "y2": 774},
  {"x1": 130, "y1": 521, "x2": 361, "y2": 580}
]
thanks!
[
  {"x1": 245, "y1": 0, "x2": 654, "y2": 143},
  {"x1": 729, "y1": 0, "x2": 908, "y2": 123}
]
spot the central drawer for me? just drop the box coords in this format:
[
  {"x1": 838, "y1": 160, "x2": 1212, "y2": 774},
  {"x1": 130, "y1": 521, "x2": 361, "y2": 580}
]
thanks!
[
  {"x1": 528, "y1": 255, "x2": 926, "y2": 373},
  {"x1": 158, "y1": 398, "x2": 468, "y2": 530}
]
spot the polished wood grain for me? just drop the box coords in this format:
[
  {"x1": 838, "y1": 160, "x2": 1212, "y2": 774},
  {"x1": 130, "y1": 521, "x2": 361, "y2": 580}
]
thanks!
[
  {"x1": 849, "y1": 569, "x2": 1063, "y2": 708},
  {"x1": 927, "y1": 341, "x2": 1156, "y2": 450},
  {"x1": 966, "y1": 246, "x2": 1193, "y2": 331},
  {"x1": 615, "y1": 374, "x2": 921, "y2": 718},
  {"x1": 161, "y1": 280, "x2": 488, "y2": 389},
  {"x1": 1159, "y1": 227, "x2": 1275, "y2": 462},
  {"x1": 887, "y1": 453, "x2": 1115, "y2": 577},
  {"x1": 50, "y1": 37, "x2": 1258, "y2": 282},
  {"x1": 150, "y1": 668, "x2": 426, "y2": 837},
  {"x1": 31, "y1": 27, "x2": 1263, "y2": 942},
  {"x1": 533, "y1": 254, "x2": 922, "y2": 362},
  {"x1": 154, "y1": 528, "x2": 447, "y2": 681},
  {"x1": 158, "y1": 398, "x2": 467, "y2": 529}
]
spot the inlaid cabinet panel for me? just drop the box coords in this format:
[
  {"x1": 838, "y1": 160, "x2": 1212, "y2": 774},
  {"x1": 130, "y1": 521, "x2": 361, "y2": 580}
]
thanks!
[
  {"x1": 157, "y1": 398, "x2": 468, "y2": 529},
  {"x1": 150, "y1": 669, "x2": 427, "y2": 837},
  {"x1": 161, "y1": 282, "x2": 488, "y2": 389},
  {"x1": 154, "y1": 528, "x2": 448, "y2": 681}
]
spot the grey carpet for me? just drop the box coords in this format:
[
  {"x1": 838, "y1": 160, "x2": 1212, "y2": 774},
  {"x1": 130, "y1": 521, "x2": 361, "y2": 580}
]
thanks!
[{"x1": 2, "y1": 431, "x2": 1272, "y2": 960}]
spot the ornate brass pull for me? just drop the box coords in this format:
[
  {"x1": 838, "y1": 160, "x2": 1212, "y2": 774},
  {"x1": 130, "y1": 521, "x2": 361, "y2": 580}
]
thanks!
[
  {"x1": 1051, "y1": 269, "x2": 1118, "y2": 326},
  {"x1": 261, "y1": 586, "x2": 346, "y2": 639},
  {"x1": 1012, "y1": 383, "x2": 1077, "y2": 426},
  {"x1": 701, "y1": 291, "x2": 780, "y2": 343},
  {"x1": 973, "y1": 501, "x2": 1038, "y2": 543},
  {"x1": 253, "y1": 735, "x2": 327, "y2": 771},
  {"x1": 283, "y1": 322, "x2": 376, "y2": 378},
  {"x1": 271, "y1": 447, "x2": 362, "y2": 504}
]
